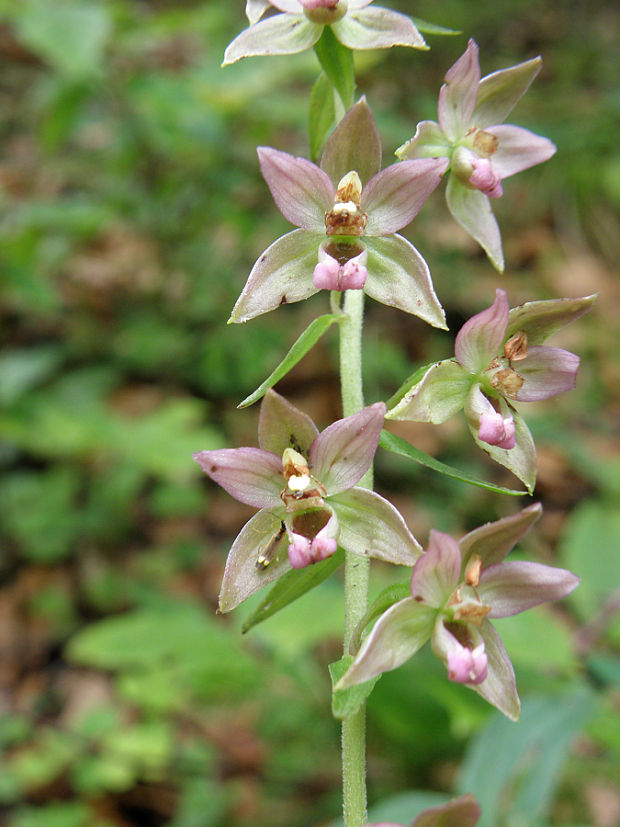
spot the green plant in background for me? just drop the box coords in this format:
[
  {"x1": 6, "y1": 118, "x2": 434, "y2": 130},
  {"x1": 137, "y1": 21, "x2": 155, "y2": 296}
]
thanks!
[{"x1": 0, "y1": 2, "x2": 619, "y2": 827}]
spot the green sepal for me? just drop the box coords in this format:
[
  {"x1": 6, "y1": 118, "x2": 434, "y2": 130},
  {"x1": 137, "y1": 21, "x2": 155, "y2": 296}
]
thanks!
[
  {"x1": 379, "y1": 430, "x2": 527, "y2": 496},
  {"x1": 410, "y1": 16, "x2": 461, "y2": 36},
  {"x1": 349, "y1": 582, "x2": 410, "y2": 655},
  {"x1": 313, "y1": 26, "x2": 355, "y2": 109},
  {"x1": 385, "y1": 361, "x2": 436, "y2": 410},
  {"x1": 241, "y1": 547, "x2": 344, "y2": 633},
  {"x1": 309, "y1": 72, "x2": 336, "y2": 163},
  {"x1": 238, "y1": 313, "x2": 342, "y2": 408},
  {"x1": 329, "y1": 654, "x2": 380, "y2": 720}
]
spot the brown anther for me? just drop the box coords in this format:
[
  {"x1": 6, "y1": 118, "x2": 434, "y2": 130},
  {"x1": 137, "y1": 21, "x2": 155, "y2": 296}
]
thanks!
[
  {"x1": 473, "y1": 129, "x2": 499, "y2": 157},
  {"x1": 325, "y1": 170, "x2": 368, "y2": 236},
  {"x1": 504, "y1": 331, "x2": 528, "y2": 362},
  {"x1": 453, "y1": 601, "x2": 491, "y2": 626},
  {"x1": 282, "y1": 447, "x2": 310, "y2": 481},
  {"x1": 491, "y1": 367, "x2": 524, "y2": 398},
  {"x1": 335, "y1": 171, "x2": 362, "y2": 206},
  {"x1": 465, "y1": 554, "x2": 482, "y2": 588}
]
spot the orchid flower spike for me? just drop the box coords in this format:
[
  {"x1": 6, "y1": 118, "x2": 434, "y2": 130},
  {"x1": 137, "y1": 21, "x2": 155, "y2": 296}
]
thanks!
[
  {"x1": 229, "y1": 99, "x2": 448, "y2": 328},
  {"x1": 396, "y1": 39, "x2": 556, "y2": 271},
  {"x1": 365, "y1": 793, "x2": 481, "y2": 826},
  {"x1": 226, "y1": 1, "x2": 426, "y2": 65},
  {"x1": 387, "y1": 289, "x2": 596, "y2": 492},
  {"x1": 193, "y1": 390, "x2": 421, "y2": 611},
  {"x1": 338, "y1": 504, "x2": 580, "y2": 721}
]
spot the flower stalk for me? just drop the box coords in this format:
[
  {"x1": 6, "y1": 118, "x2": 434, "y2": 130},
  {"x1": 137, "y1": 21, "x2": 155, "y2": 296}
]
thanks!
[{"x1": 340, "y1": 286, "x2": 371, "y2": 825}]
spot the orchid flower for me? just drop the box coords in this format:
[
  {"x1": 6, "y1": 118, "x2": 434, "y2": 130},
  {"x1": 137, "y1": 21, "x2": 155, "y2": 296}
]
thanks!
[
  {"x1": 230, "y1": 99, "x2": 448, "y2": 328},
  {"x1": 396, "y1": 39, "x2": 556, "y2": 271},
  {"x1": 366, "y1": 793, "x2": 481, "y2": 826},
  {"x1": 226, "y1": 1, "x2": 426, "y2": 65},
  {"x1": 387, "y1": 289, "x2": 595, "y2": 492},
  {"x1": 193, "y1": 390, "x2": 421, "y2": 611},
  {"x1": 337, "y1": 504, "x2": 579, "y2": 720}
]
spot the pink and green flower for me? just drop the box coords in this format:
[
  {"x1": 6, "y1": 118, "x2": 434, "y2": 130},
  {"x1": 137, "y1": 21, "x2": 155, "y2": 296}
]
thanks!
[
  {"x1": 387, "y1": 290, "x2": 595, "y2": 492},
  {"x1": 396, "y1": 40, "x2": 556, "y2": 271},
  {"x1": 229, "y1": 99, "x2": 448, "y2": 327},
  {"x1": 337, "y1": 504, "x2": 579, "y2": 720},
  {"x1": 193, "y1": 390, "x2": 421, "y2": 611},
  {"x1": 226, "y1": 1, "x2": 426, "y2": 65}
]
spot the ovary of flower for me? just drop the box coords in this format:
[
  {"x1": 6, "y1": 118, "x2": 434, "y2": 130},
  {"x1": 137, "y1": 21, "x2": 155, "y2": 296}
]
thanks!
[{"x1": 447, "y1": 642, "x2": 488, "y2": 685}]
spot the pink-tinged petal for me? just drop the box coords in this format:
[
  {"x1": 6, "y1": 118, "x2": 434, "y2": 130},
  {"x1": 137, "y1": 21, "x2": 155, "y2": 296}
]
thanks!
[
  {"x1": 485, "y1": 125, "x2": 556, "y2": 179},
  {"x1": 223, "y1": 14, "x2": 320, "y2": 65},
  {"x1": 363, "y1": 234, "x2": 447, "y2": 328},
  {"x1": 347, "y1": 0, "x2": 375, "y2": 8},
  {"x1": 218, "y1": 508, "x2": 291, "y2": 612},
  {"x1": 270, "y1": 0, "x2": 304, "y2": 11},
  {"x1": 514, "y1": 346, "x2": 579, "y2": 401},
  {"x1": 506, "y1": 294, "x2": 597, "y2": 345},
  {"x1": 447, "y1": 641, "x2": 488, "y2": 685},
  {"x1": 431, "y1": 621, "x2": 487, "y2": 685},
  {"x1": 455, "y1": 288, "x2": 509, "y2": 373},
  {"x1": 479, "y1": 561, "x2": 580, "y2": 618},
  {"x1": 321, "y1": 97, "x2": 381, "y2": 186},
  {"x1": 246, "y1": 0, "x2": 271, "y2": 23},
  {"x1": 475, "y1": 393, "x2": 515, "y2": 449},
  {"x1": 193, "y1": 447, "x2": 283, "y2": 508},
  {"x1": 473, "y1": 620, "x2": 520, "y2": 720},
  {"x1": 473, "y1": 57, "x2": 542, "y2": 128},
  {"x1": 258, "y1": 389, "x2": 319, "y2": 457},
  {"x1": 362, "y1": 158, "x2": 448, "y2": 235},
  {"x1": 336, "y1": 597, "x2": 435, "y2": 688},
  {"x1": 469, "y1": 158, "x2": 503, "y2": 198},
  {"x1": 459, "y1": 502, "x2": 542, "y2": 569},
  {"x1": 229, "y1": 229, "x2": 321, "y2": 323},
  {"x1": 332, "y1": 7, "x2": 426, "y2": 51},
  {"x1": 331, "y1": 487, "x2": 422, "y2": 565},
  {"x1": 387, "y1": 360, "x2": 471, "y2": 425},
  {"x1": 310, "y1": 403, "x2": 385, "y2": 493},
  {"x1": 287, "y1": 506, "x2": 339, "y2": 567},
  {"x1": 395, "y1": 120, "x2": 451, "y2": 161},
  {"x1": 437, "y1": 39, "x2": 480, "y2": 142},
  {"x1": 411, "y1": 794, "x2": 481, "y2": 827},
  {"x1": 313, "y1": 245, "x2": 368, "y2": 290},
  {"x1": 258, "y1": 147, "x2": 334, "y2": 230},
  {"x1": 465, "y1": 386, "x2": 537, "y2": 493},
  {"x1": 445, "y1": 175, "x2": 504, "y2": 271},
  {"x1": 410, "y1": 530, "x2": 462, "y2": 606}
]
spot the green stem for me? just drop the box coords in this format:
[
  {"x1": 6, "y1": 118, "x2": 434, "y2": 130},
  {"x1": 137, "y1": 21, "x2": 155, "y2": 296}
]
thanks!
[{"x1": 339, "y1": 288, "x2": 370, "y2": 827}]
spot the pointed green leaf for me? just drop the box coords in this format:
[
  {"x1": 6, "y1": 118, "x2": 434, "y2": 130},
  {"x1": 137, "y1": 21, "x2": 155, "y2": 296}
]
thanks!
[
  {"x1": 241, "y1": 547, "x2": 344, "y2": 633},
  {"x1": 411, "y1": 17, "x2": 461, "y2": 36},
  {"x1": 329, "y1": 654, "x2": 380, "y2": 720},
  {"x1": 349, "y1": 582, "x2": 411, "y2": 655},
  {"x1": 238, "y1": 314, "x2": 342, "y2": 408},
  {"x1": 309, "y1": 72, "x2": 336, "y2": 163},
  {"x1": 379, "y1": 430, "x2": 527, "y2": 496},
  {"x1": 313, "y1": 26, "x2": 355, "y2": 109}
]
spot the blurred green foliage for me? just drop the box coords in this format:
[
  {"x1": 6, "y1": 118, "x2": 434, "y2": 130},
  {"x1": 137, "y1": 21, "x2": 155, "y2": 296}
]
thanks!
[{"x1": 0, "y1": 1, "x2": 618, "y2": 826}]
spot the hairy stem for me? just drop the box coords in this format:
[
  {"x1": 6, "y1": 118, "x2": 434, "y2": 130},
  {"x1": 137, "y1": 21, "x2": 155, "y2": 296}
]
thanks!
[{"x1": 339, "y1": 288, "x2": 370, "y2": 827}]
